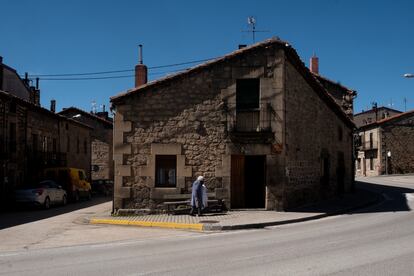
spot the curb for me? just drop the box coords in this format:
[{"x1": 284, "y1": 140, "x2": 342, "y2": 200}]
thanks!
[
  {"x1": 89, "y1": 189, "x2": 384, "y2": 232},
  {"x1": 89, "y1": 218, "x2": 204, "y2": 231}
]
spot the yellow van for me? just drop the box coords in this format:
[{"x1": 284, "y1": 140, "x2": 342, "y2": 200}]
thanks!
[{"x1": 44, "y1": 168, "x2": 92, "y2": 201}]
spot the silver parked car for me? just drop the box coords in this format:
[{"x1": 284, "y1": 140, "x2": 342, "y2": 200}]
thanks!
[{"x1": 15, "y1": 180, "x2": 67, "y2": 209}]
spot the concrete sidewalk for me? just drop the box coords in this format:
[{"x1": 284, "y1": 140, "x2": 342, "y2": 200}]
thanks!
[{"x1": 88, "y1": 188, "x2": 382, "y2": 231}]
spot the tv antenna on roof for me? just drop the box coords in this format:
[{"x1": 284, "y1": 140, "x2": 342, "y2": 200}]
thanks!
[
  {"x1": 242, "y1": 16, "x2": 269, "y2": 43},
  {"x1": 91, "y1": 100, "x2": 97, "y2": 114}
]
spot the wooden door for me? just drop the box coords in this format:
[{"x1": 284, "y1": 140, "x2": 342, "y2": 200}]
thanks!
[{"x1": 231, "y1": 155, "x2": 245, "y2": 208}]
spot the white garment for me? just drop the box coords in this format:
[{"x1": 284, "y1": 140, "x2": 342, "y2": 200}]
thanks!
[{"x1": 202, "y1": 184, "x2": 208, "y2": 208}]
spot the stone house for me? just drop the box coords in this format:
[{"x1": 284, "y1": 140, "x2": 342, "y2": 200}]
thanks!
[
  {"x1": 110, "y1": 38, "x2": 355, "y2": 212},
  {"x1": 59, "y1": 107, "x2": 113, "y2": 181},
  {"x1": 355, "y1": 109, "x2": 414, "y2": 176}
]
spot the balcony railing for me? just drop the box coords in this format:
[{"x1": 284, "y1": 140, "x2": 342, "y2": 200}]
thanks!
[
  {"x1": 28, "y1": 151, "x2": 67, "y2": 167},
  {"x1": 227, "y1": 103, "x2": 273, "y2": 133}
]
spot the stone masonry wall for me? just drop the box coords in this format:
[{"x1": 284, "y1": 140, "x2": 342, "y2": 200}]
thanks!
[
  {"x1": 115, "y1": 68, "x2": 228, "y2": 210},
  {"x1": 381, "y1": 116, "x2": 414, "y2": 174},
  {"x1": 92, "y1": 139, "x2": 111, "y2": 180},
  {"x1": 284, "y1": 62, "x2": 353, "y2": 209}
]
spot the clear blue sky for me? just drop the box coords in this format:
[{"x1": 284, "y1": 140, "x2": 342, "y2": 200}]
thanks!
[{"x1": 1, "y1": 0, "x2": 414, "y2": 114}]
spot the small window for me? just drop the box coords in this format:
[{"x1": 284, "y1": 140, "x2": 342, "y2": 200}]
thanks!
[
  {"x1": 32, "y1": 134, "x2": 38, "y2": 152},
  {"x1": 84, "y1": 139, "x2": 87, "y2": 154},
  {"x1": 9, "y1": 123, "x2": 16, "y2": 153},
  {"x1": 9, "y1": 102, "x2": 16, "y2": 113},
  {"x1": 369, "y1": 133, "x2": 373, "y2": 149},
  {"x1": 236, "y1": 79, "x2": 260, "y2": 110},
  {"x1": 53, "y1": 138, "x2": 57, "y2": 153},
  {"x1": 42, "y1": 136, "x2": 47, "y2": 152},
  {"x1": 338, "y1": 126, "x2": 343, "y2": 141},
  {"x1": 155, "y1": 155, "x2": 177, "y2": 187},
  {"x1": 67, "y1": 135, "x2": 70, "y2": 153},
  {"x1": 76, "y1": 137, "x2": 80, "y2": 154}
]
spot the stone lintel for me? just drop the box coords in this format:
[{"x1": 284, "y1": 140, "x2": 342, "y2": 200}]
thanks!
[{"x1": 151, "y1": 143, "x2": 182, "y2": 155}]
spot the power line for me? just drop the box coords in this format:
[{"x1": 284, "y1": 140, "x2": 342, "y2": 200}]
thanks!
[
  {"x1": 27, "y1": 57, "x2": 216, "y2": 78},
  {"x1": 38, "y1": 68, "x2": 187, "y2": 81}
]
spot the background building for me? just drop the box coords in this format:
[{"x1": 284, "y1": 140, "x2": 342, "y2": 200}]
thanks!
[
  {"x1": 0, "y1": 58, "x2": 92, "y2": 210},
  {"x1": 59, "y1": 107, "x2": 113, "y2": 181},
  {"x1": 355, "y1": 110, "x2": 414, "y2": 176}
]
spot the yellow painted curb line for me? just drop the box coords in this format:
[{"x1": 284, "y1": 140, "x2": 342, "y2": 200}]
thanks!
[{"x1": 90, "y1": 218, "x2": 204, "y2": 231}]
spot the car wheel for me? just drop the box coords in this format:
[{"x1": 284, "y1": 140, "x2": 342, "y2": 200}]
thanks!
[
  {"x1": 44, "y1": 197, "x2": 50, "y2": 209},
  {"x1": 62, "y1": 195, "x2": 67, "y2": 206}
]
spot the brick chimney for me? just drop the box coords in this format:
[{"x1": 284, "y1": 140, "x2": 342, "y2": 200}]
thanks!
[
  {"x1": 310, "y1": 54, "x2": 319, "y2": 74},
  {"x1": 135, "y1": 44, "x2": 147, "y2": 87},
  {"x1": 50, "y1": 99, "x2": 56, "y2": 113}
]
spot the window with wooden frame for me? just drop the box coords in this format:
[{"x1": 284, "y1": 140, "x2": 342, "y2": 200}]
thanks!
[
  {"x1": 155, "y1": 155, "x2": 177, "y2": 187},
  {"x1": 236, "y1": 78, "x2": 260, "y2": 131}
]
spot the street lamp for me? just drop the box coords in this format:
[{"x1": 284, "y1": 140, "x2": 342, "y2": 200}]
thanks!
[
  {"x1": 385, "y1": 150, "x2": 391, "y2": 175},
  {"x1": 403, "y1": 73, "x2": 414, "y2": 78}
]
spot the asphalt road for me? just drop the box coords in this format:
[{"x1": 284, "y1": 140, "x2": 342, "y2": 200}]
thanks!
[{"x1": 1, "y1": 176, "x2": 414, "y2": 275}]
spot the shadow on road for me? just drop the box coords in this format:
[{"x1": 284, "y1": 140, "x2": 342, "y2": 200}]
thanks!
[
  {"x1": 289, "y1": 180, "x2": 414, "y2": 215},
  {"x1": 0, "y1": 196, "x2": 111, "y2": 230}
]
